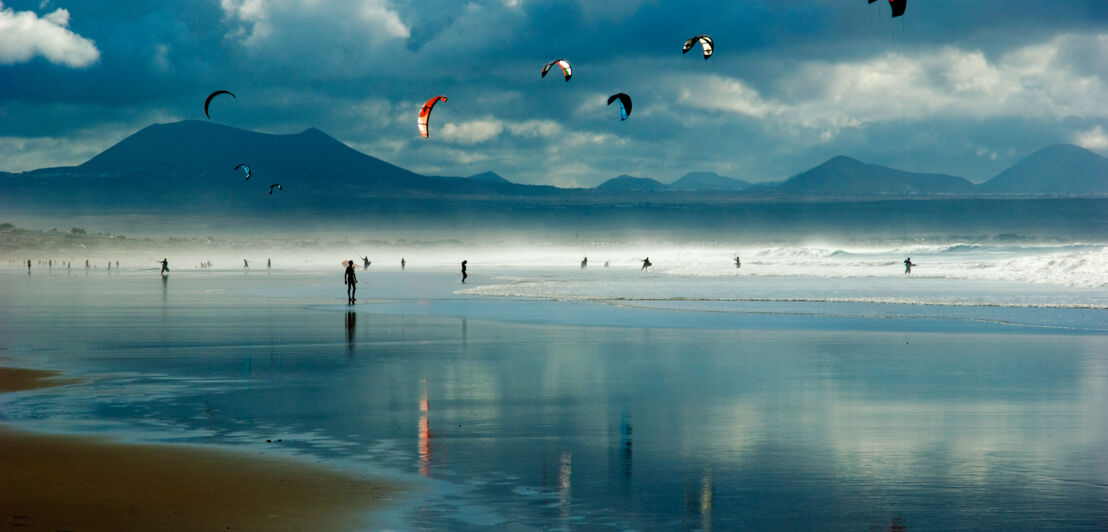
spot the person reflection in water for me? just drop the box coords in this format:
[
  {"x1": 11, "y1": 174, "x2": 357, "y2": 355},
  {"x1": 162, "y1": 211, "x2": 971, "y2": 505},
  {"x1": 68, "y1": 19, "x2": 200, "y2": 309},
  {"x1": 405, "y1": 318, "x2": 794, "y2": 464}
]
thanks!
[
  {"x1": 345, "y1": 311, "x2": 356, "y2": 355},
  {"x1": 344, "y1": 259, "x2": 358, "y2": 304}
]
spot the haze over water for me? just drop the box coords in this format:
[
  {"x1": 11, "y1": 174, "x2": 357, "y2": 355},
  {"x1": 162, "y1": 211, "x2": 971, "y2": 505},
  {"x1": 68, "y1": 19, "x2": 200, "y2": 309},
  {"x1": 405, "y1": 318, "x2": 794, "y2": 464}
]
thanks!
[{"x1": 2, "y1": 240, "x2": 1106, "y2": 529}]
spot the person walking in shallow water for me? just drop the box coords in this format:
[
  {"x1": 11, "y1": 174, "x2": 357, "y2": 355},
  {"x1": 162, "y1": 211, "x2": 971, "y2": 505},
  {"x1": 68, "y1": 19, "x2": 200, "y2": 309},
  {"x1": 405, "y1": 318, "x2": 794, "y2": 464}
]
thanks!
[
  {"x1": 362, "y1": 256, "x2": 370, "y2": 271},
  {"x1": 401, "y1": 258, "x2": 406, "y2": 270},
  {"x1": 160, "y1": 258, "x2": 169, "y2": 274},
  {"x1": 461, "y1": 260, "x2": 468, "y2": 283},
  {"x1": 903, "y1": 257, "x2": 915, "y2": 275},
  {"x1": 345, "y1": 259, "x2": 358, "y2": 304}
]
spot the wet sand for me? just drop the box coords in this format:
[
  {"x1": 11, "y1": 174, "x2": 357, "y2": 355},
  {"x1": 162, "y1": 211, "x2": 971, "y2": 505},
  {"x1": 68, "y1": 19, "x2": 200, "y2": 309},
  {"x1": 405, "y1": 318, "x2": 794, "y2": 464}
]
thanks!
[{"x1": 0, "y1": 367, "x2": 402, "y2": 531}]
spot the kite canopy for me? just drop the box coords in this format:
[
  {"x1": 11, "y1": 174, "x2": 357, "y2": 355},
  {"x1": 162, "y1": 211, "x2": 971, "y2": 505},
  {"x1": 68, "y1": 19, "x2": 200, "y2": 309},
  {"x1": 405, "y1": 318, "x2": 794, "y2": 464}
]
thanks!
[
  {"x1": 889, "y1": 0, "x2": 906, "y2": 17},
  {"x1": 871, "y1": 0, "x2": 906, "y2": 17},
  {"x1": 268, "y1": 184, "x2": 283, "y2": 195},
  {"x1": 607, "y1": 93, "x2": 632, "y2": 121},
  {"x1": 204, "y1": 90, "x2": 235, "y2": 119},
  {"x1": 418, "y1": 96, "x2": 448, "y2": 138},
  {"x1": 234, "y1": 163, "x2": 251, "y2": 181},
  {"x1": 541, "y1": 59, "x2": 573, "y2": 82},
  {"x1": 682, "y1": 35, "x2": 714, "y2": 60}
]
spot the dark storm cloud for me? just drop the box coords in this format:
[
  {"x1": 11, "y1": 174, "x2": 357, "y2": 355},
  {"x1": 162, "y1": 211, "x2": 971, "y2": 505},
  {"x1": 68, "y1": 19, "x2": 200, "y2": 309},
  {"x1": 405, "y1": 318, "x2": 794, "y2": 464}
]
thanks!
[{"x1": 1, "y1": 0, "x2": 1106, "y2": 186}]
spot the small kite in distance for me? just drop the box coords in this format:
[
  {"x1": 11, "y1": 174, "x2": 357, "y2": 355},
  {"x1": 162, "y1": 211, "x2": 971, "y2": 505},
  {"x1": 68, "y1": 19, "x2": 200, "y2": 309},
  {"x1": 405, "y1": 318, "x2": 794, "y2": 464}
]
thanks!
[
  {"x1": 234, "y1": 163, "x2": 251, "y2": 181},
  {"x1": 418, "y1": 96, "x2": 448, "y2": 139},
  {"x1": 682, "y1": 35, "x2": 714, "y2": 60},
  {"x1": 542, "y1": 59, "x2": 573, "y2": 82},
  {"x1": 204, "y1": 90, "x2": 235, "y2": 119},
  {"x1": 607, "y1": 93, "x2": 632, "y2": 121},
  {"x1": 870, "y1": 0, "x2": 906, "y2": 18},
  {"x1": 268, "y1": 184, "x2": 283, "y2": 195}
]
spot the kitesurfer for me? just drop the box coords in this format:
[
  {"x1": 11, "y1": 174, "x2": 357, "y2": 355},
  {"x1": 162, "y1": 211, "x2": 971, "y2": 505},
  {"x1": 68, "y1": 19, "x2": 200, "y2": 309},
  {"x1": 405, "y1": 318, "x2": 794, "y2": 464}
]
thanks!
[
  {"x1": 160, "y1": 258, "x2": 169, "y2": 274},
  {"x1": 641, "y1": 258, "x2": 652, "y2": 272},
  {"x1": 345, "y1": 259, "x2": 358, "y2": 304},
  {"x1": 903, "y1": 257, "x2": 915, "y2": 274}
]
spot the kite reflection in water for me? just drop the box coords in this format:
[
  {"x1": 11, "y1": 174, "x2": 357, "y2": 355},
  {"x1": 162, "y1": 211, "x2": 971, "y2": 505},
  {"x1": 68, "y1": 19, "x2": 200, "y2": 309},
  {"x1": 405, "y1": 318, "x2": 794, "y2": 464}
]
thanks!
[{"x1": 419, "y1": 384, "x2": 432, "y2": 477}]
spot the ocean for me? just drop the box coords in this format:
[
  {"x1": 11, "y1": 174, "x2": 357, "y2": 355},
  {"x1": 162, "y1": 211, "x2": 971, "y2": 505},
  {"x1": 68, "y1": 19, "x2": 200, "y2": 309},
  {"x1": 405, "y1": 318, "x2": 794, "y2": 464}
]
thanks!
[{"x1": 1, "y1": 240, "x2": 1106, "y2": 529}]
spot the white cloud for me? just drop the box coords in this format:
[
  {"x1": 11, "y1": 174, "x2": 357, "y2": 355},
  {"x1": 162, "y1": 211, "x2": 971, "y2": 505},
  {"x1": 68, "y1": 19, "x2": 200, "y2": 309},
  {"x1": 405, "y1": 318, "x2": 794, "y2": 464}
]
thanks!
[
  {"x1": 439, "y1": 119, "x2": 504, "y2": 144},
  {"x1": 220, "y1": 0, "x2": 409, "y2": 49},
  {"x1": 507, "y1": 119, "x2": 562, "y2": 138},
  {"x1": 676, "y1": 75, "x2": 781, "y2": 119},
  {"x1": 1073, "y1": 125, "x2": 1108, "y2": 152},
  {"x1": 0, "y1": 2, "x2": 99, "y2": 67},
  {"x1": 673, "y1": 33, "x2": 1108, "y2": 138}
]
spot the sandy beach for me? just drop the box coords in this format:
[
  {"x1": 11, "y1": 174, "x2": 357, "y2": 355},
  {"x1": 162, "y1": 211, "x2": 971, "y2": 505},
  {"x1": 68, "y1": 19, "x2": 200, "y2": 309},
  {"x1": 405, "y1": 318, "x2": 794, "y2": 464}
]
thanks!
[{"x1": 0, "y1": 367, "x2": 402, "y2": 531}]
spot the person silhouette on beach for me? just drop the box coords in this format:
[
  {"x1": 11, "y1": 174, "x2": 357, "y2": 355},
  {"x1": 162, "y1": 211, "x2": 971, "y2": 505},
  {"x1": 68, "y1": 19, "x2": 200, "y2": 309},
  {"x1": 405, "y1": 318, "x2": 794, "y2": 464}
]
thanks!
[
  {"x1": 267, "y1": 258, "x2": 271, "y2": 270},
  {"x1": 160, "y1": 258, "x2": 169, "y2": 274},
  {"x1": 735, "y1": 256, "x2": 741, "y2": 269},
  {"x1": 903, "y1": 257, "x2": 915, "y2": 275},
  {"x1": 641, "y1": 257, "x2": 652, "y2": 272},
  {"x1": 461, "y1": 260, "x2": 468, "y2": 283},
  {"x1": 243, "y1": 259, "x2": 249, "y2": 269},
  {"x1": 345, "y1": 259, "x2": 358, "y2": 304},
  {"x1": 401, "y1": 258, "x2": 406, "y2": 270},
  {"x1": 26, "y1": 259, "x2": 31, "y2": 272},
  {"x1": 581, "y1": 257, "x2": 588, "y2": 269},
  {"x1": 362, "y1": 256, "x2": 370, "y2": 271},
  {"x1": 604, "y1": 261, "x2": 610, "y2": 268}
]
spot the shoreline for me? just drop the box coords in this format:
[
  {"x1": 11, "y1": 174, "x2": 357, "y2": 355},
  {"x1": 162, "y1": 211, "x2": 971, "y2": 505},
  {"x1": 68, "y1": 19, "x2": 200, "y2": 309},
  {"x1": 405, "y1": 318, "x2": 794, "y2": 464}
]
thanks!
[{"x1": 0, "y1": 367, "x2": 405, "y2": 531}]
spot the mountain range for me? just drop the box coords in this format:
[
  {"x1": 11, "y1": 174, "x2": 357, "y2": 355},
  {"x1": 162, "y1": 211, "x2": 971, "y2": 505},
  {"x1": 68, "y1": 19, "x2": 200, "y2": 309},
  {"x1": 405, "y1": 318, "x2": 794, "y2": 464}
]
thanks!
[{"x1": 2, "y1": 120, "x2": 1105, "y2": 215}]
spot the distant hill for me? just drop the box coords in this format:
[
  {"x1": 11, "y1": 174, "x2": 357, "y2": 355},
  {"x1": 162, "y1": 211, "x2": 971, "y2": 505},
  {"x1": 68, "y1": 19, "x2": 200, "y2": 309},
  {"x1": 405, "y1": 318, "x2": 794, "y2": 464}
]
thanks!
[
  {"x1": 0, "y1": 120, "x2": 557, "y2": 212},
  {"x1": 776, "y1": 156, "x2": 976, "y2": 196},
  {"x1": 468, "y1": 171, "x2": 512, "y2": 184},
  {"x1": 668, "y1": 172, "x2": 750, "y2": 191},
  {"x1": 979, "y1": 144, "x2": 1108, "y2": 195},
  {"x1": 596, "y1": 175, "x2": 668, "y2": 191}
]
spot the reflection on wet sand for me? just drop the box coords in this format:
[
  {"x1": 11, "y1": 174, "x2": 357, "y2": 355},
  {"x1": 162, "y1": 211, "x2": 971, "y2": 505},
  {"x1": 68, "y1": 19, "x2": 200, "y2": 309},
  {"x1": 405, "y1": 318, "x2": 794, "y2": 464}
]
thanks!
[
  {"x1": 419, "y1": 383, "x2": 431, "y2": 477},
  {"x1": 685, "y1": 468, "x2": 714, "y2": 531},
  {"x1": 559, "y1": 450, "x2": 572, "y2": 520},
  {"x1": 345, "y1": 311, "x2": 356, "y2": 356}
]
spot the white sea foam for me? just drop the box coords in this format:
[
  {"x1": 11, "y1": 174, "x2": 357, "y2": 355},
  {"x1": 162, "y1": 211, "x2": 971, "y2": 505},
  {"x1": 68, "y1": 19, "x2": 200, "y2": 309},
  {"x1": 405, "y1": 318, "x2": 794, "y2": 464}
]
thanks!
[{"x1": 457, "y1": 242, "x2": 1108, "y2": 314}]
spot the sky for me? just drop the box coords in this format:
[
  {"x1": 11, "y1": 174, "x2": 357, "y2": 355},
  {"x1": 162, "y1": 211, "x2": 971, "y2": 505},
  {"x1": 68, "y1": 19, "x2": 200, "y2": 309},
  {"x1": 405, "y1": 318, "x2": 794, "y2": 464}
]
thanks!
[{"x1": 1, "y1": 0, "x2": 1106, "y2": 187}]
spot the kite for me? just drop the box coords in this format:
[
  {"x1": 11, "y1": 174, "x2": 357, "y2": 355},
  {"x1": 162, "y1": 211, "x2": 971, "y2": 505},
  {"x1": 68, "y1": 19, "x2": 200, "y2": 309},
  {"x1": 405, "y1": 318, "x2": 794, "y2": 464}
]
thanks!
[
  {"x1": 268, "y1": 184, "x2": 283, "y2": 195},
  {"x1": 204, "y1": 90, "x2": 235, "y2": 119},
  {"x1": 541, "y1": 59, "x2": 573, "y2": 82},
  {"x1": 418, "y1": 96, "x2": 448, "y2": 139},
  {"x1": 682, "y1": 35, "x2": 714, "y2": 60},
  {"x1": 234, "y1": 163, "x2": 251, "y2": 181},
  {"x1": 607, "y1": 93, "x2": 632, "y2": 121},
  {"x1": 870, "y1": 0, "x2": 906, "y2": 18}
]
